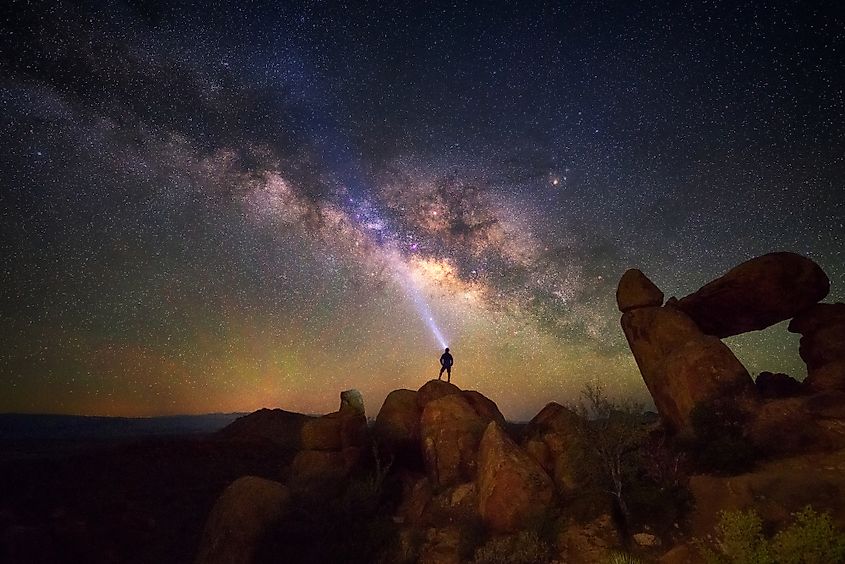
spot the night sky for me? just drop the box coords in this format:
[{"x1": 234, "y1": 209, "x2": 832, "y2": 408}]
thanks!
[{"x1": 2, "y1": 1, "x2": 843, "y2": 419}]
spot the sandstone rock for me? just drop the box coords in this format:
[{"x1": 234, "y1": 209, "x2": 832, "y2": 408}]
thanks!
[
  {"x1": 633, "y1": 532, "x2": 661, "y2": 547},
  {"x1": 804, "y1": 360, "x2": 845, "y2": 392},
  {"x1": 397, "y1": 475, "x2": 433, "y2": 525},
  {"x1": 195, "y1": 476, "x2": 289, "y2": 564},
  {"x1": 417, "y1": 380, "x2": 462, "y2": 410},
  {"x1": 688, "y1": 449, "x2": 845, "y2": 539},
  {"x1": 300, "y1": 415, "x2": 342, "y2": 450},
  {"x1": 420, "y1": 394, "x2": 487, "y2": 487},
  {"x1": 288, "y1": 449, "x2": 353, "y2": 496},
  {"x1": 522, "y1": 402, "x2": 581, "y2": 492},
  {"x1": 418, "y1": 527, "x2": 462, "y2": 564},
  {"x1": 374, "y1": 389, "x2": 421, "y2": 443},
  {"x1": 676, "y1": 252, "x2": 829, "y2": 338},
  {"x1": 461, "y1": 390, "x2": 506, "y2": 426},
  {"x1": 477, "y1": 422, "x2": 554, "y2": 533},
  {"x1": 749, "y1": 394, "x2": 845, "y2": 456},
  {"x1": 556, "y1": 514, "x2": 620, "y2": 564},
  {"x1": 789, "y1": 304, "x2": 845, "y2": 384},
  {"x1": 340, "y1": 389, "x2": 365, "y2": 415},
  {"x1": 755, "y1": 371, "x2": 803, "y2": 398},
  {"x1": 616, "y1": 268, "x2": 664, "y2": 312},
  {"x1": 621, "y1": 305, "x2": 756, "y2": 432}
]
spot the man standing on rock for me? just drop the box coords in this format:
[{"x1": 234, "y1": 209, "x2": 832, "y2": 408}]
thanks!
[{"x1": 439, "y1": 347, "x2": 453, "y2": 382}]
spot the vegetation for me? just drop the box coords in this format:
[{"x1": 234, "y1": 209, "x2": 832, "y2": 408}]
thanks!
[
  {"x1": 687, "y1": 400, "x2": 758, "y2": 475},
  {"x1": 569, "y1": 383, "x2": 691, "y2": 536},
  {"x1": 471, "y1": 531, "x2": 552, "y2": 564},
  {"x1": 605, "y1": 553, "x2": 645, "y2": 564},
  {"x1": 697, "y1": 506, "x2": 845, "y2": 564}
]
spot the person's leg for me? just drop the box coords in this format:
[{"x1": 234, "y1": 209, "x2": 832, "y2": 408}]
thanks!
[
  {"x1": 446, "y1": 366, "x2": 451, "y2": 383},
  {"x1": 438, "y1": 366, "x2": 444, "y2": 380}
]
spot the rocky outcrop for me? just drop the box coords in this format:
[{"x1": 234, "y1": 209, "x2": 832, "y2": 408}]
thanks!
[
  {"x1": 216, "y1": 408, "x2": 310, "y2": 448},
  {"x1": 420, "y1": 393, "x2": 487, "y2": 487},
  {"x1": 749, "y1": 390, "x2": 845, "y2": 455},
  {"x1": 620, "y1": 303, "x2": 755, "y2": 432},
  {"x1": 789, "y1": 303, "x2": 845, "y2": 391},
  {"x1": 616, "y1": 269, "x2": 664, "y2": 312},
  {"x1": 461, "y1": 390, "x2": 506, "y2": 426},
  {"x1": 417, "y1": 380, "x2": 462, "y2": 410},
  {"x1": 477, "y1": 422, "x2": 554, "y2": 533},
  {"x1": 556, "y1": 514, "x2": 621, "y2": 564},
  {"x1": 289, "y1": 390, "x2": 367, "y2": 496},
  {"x1": 195, "y1": 476, "x2": 289, "y2": 564},
  {"x1": 676, "y1": 252, "x2": 829, "y2": 338},
  {"x1": 373, "y1": 389, "x2": 422, "y2": 464},
  {"x1": 522, "y1": 402, "x2": 581, "y2": 492},
  {"x1": 755, "y1": 371, "x2": 803, "y2": 398}
]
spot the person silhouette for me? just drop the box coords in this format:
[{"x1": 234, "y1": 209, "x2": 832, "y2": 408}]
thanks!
[{"x1": 439, "y1": 347, "x2": 453, "y2": 383}]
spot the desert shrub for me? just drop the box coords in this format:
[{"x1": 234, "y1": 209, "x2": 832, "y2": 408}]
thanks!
[
  {"x1": 697, "y1": 506, "x2": 845, "y2": 564},
  {"x1": 689, "y1": 401, "x2": 758, "y2": 475},
  {"x1": 770, "y1": 506, "x2": 845, "y2": 564},
  {"x1": 605, "y1": 553, "x2": 645, "y2": 564},
  {"x1": 471, "y1": 530, "x2": 552, "y2": 564}
]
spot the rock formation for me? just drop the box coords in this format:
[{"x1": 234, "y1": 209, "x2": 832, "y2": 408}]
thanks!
[
  {"x1": 521, "y1": 402, "x2": 581, "y2": 492},
  {"x1": 289, "y1": 390, "x2": 367, "y2": 496},
  {"x1": 195, "y1": 476, "x2": 289, "y2": 564},
  {"x1": 617, "y1": 272, "x2": 756, "y2": 432},
  {"x1": 789, "y1": 303, "x2": 845, "y2": 391},
  {"x1": 420, "y1": 393, "x2": 488, "y2": 487},
  {"x1": 373, "y1": 389, "x2": 422, "y2": 464},
  {"x1": 676, "y1": 252, "x2": 829, "y2": 338},
  {"x1": 755, "y1": 371, "x2": 802, "y2": 398},
  {"x1": 616, "y1": 268, "x2": 664, "y2": 312},
  {"x1": 477, "y1": 422, "x2": 554, "y2": 533}
]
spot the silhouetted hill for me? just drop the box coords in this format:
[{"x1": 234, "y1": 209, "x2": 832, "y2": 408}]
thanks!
[
  {"x1": 216, "y1": 408, "x2": 311, "y2": 448},
  {"x1": 0, "y1": 413, "x2": 246, "y2": 440}
]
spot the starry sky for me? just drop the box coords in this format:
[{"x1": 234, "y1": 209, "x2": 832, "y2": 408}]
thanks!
[{"x1": 1, "y1": 1, "x2": 843, "y2": 419}]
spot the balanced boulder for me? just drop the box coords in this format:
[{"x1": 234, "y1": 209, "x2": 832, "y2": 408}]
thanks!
[
  {"x1": 616, "y1": 269, "x2": 664, "y2": 312},
  {"x1": 621, "y1": 305, "x2": 755, "y2": 432},
  {"x1": 676, "y1": 252, "x2": 829, "y2": 338},
  {"x1": 195, "y1": 476, "x2": 289, "y2": 564},
  {"x1": 477, "y1": 422, "x2": 554, "y2": 533}
]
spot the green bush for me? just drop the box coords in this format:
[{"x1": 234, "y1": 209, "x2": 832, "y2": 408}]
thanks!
[
  {"x1": 605, "y1": 553, "x2": 645, "y2": 564},
  {"x1": 697, "y1": 506, "x2": 845, "y2": 564},
  {"x1": 471, "y1": 531, "x2": 552, "y2": 564}
]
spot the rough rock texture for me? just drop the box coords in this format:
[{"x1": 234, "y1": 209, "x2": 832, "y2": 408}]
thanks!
[
  {"x1": 373, "y1": 389, "x2": 422, "y2": 464},
  {"x1": 216, "y1": 408, "x2": 310, "y2": 448},
  {"x1": 461, "y1": 391, "x2": 506, "y2": 426},
  {"x1": 621, "y1": 305, "x2": 756, "y2": 432},
  {"x1": 755, "y1": 371, "x2": 803, "y2": 398},
  {"x1": 556, "y1": 514, "x2": 620, "y2": 564},
  {"x1": 417, "y1": 380, "x2": 462, "y2": 411},
  {"x1": 420, "y1": 393, "x2": 487, "y2": 487},
  {"x1": 288, "y1": 449, "x2": 357, "y2": 496},
  {"x1": 418, "y1": 527, "x2": 463, "y2": 564},
  {"x1": 616, "y1": 268, "x2": 664, "y2": 312},
  {"x1": 789, "y1": 303, "x2": 845, "y2": 392},
  {"x1": 522, "y1": 402, "x2": 581, "y2": 492},
  {"x1": 477, "y1": 422, "x2": 554, "y2": 533},
  {"x1": 688, "y1": 449, "x2": 845, "y2": 538},
  {"x1": 195, "y1": 476, "x2": 289, "y2": 564},
  {"x1": 340, "y1": 389, "x2": 365, "y2": 415},
  {"x1": 676, "y1": 252, "x2": 829, "y2": 338},
  {"x1": 749, "y1": 391, "x2": 845, "y2": 455}
]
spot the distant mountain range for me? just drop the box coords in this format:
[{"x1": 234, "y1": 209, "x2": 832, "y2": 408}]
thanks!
[{"x1": 0, "y1": 412, "x2": 248, "y2": 440}]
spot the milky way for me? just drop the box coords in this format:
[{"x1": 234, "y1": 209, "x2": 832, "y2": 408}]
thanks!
[{"x1": 1, "y1": 1, "x2": 843, "y2": 419}]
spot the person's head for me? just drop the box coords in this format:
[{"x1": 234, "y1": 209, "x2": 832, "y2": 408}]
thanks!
[{"x1": 445, "y1": 347, "x2": 449, "y2": 353}]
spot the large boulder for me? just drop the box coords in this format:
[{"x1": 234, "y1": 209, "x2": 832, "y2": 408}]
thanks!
[
  {"x1": 300, "y1": 390, "x2": 368, "y2": 451},
  {"x1": 621, "y1": 305, "x2": 756, "y2": 432},
  {"x1": 417, "y1": 380, "x2": 462, "y2": 410},
  {"x1": 755, "y1": 371, "x2": 803, "y2": 398},
  {"x1": 789, "y1": 303, "x2": 845, "y2": 392},
  {"x1": 477, "y1": 422, "x2": 554, "y2": 533},
  {"x1": 195, "y1": 476, "x2": 289, "y2": 564},
  {"x1": 676, "y1": 252, "x2": 829, "y2": 338},
  {"x1": 522, "y1": 403, "x2": 581, "y2": 492},
  {"x1": 616, "y1": 269, "x2": 664, "y2": 312},
  {"x1": 288, "y1": 449, "x2": 360, "y2": 496},
  {"x1": 373, "y1": 389, "x2": 422, "y2": 464},
  {"x1": 749, "y1": 391, "x2": 845, "y2": 455},
  {"x1": 420, "y1": 394, "x2": 487, "y2": 487},
  {"x1": 461, "y1": 391, "x2": 506, "y2": 426}
]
